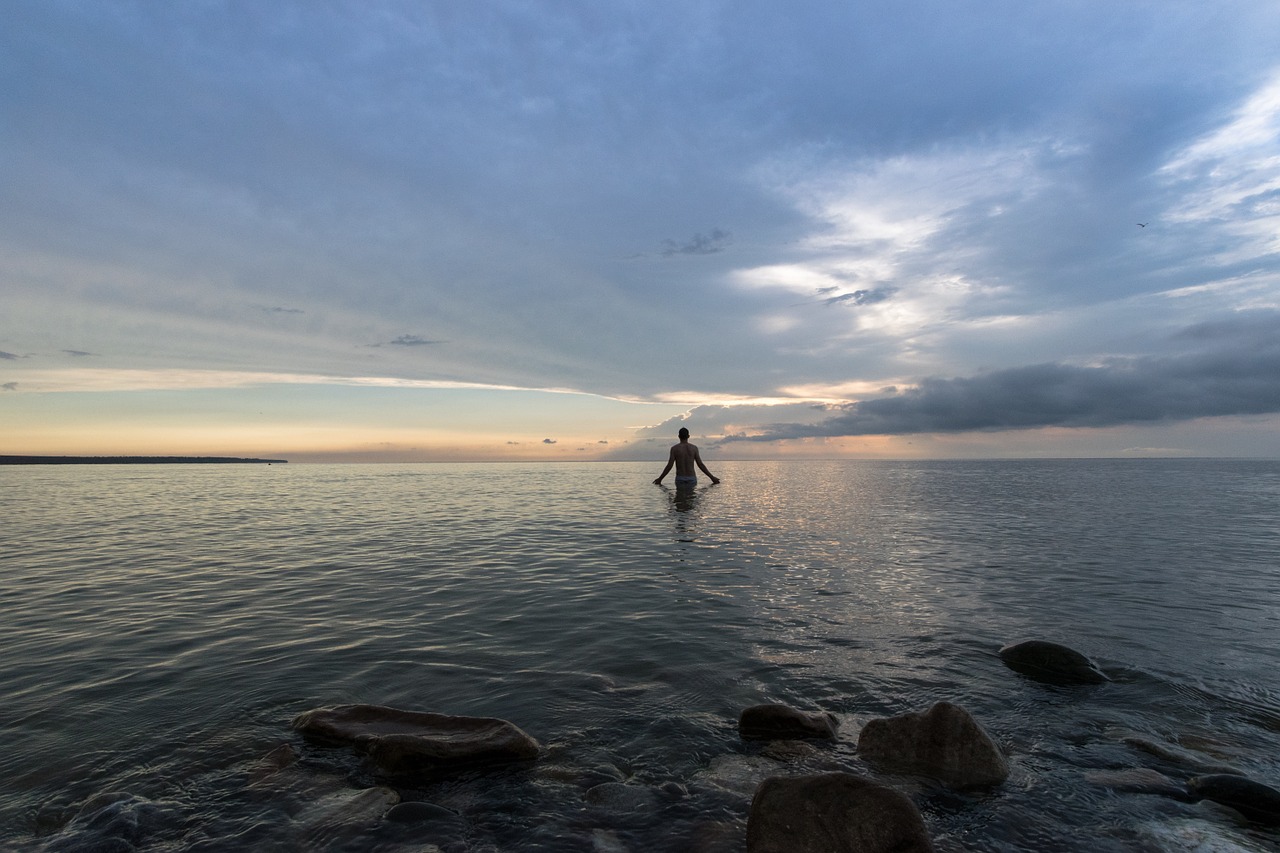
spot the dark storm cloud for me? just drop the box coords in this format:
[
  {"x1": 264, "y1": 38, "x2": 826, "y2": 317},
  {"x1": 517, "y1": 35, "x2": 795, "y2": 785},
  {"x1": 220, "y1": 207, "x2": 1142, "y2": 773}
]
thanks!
[
  {"x1": 726, "y1": 313, "x2": 1280, "y2": 441},
  {"x1": 62, "y1": 350, "x2": 94, "y2": 357},
  {"x1": 542, "y1": 438, "x2": 557, "y2": 444},
  {"x1": 0, "y1": 351, "x2": 22, "y2": 360}
]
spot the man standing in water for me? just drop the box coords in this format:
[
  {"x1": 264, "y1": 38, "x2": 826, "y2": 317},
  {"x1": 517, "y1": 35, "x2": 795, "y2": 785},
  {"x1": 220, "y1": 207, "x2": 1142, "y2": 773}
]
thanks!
[{"x1": 654, "y1": 427, "x2": 720, "y2": 487}]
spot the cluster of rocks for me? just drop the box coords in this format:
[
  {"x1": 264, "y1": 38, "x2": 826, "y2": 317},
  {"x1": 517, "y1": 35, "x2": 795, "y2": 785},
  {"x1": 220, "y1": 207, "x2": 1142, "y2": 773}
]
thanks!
[
  {"x1": 280, "y1": 695, "x2": 1012, "y2": 851},
  {"x1": 43, "y1": 639, "x2": 1280, "y2": 851},
  {"x1": 735, "y1": 700, "x2": 1007, "y2": 852}
]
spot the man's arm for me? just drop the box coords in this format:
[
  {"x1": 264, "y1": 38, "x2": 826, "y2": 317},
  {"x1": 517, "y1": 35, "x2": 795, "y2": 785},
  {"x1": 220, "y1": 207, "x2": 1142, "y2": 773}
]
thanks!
[
  {"x1": 693, "y1": 448, "x2": 720, "y2": 484},
  {"x1": 653, "y1": 449, "x2": 675, "y2": 484}
]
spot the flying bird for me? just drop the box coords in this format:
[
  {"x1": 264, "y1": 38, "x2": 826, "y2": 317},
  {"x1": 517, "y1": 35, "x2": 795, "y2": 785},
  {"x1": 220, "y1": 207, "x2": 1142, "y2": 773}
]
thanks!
[{"x1": 1137, "y1": 222, "x2": 1148, "y2": 228}]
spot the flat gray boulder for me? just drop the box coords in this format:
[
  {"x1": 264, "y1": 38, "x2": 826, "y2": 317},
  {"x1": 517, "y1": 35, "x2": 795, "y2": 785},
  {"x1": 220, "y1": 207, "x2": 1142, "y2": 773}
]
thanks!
[
  {"x1": 740, "y1": 704, "x2": 839, "y2": 741},
  {"x1": 998, "y1": 640, "x2": 1108, "y2": 685},
  {"x1": 747, "y1": 772, "x2": 934, "y2": 853},
  {"x1": 857, "y1": 702, "x2": 1008, "y2": 789},
  {"x1": 292, "y1": 704, "x2": 539, "y2": 777}
]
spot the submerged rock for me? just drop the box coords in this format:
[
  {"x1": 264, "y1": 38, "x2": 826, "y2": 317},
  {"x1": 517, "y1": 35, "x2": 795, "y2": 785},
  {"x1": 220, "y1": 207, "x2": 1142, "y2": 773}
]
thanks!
[
  {"x1": 385, "y1": 800, "x2": 463, "y2": 825},
  {"x1": 585, "y1": 781, "x2": 660, "y2": 812},
  {"x1": 1187, "y1": 775, "x2": 1280, "y2": 826},
  {"x1": 746, "y1": 772, "x2": 934, "y2": 853},
  {"x1": 1136, "y1": 818, "x2": 1276, "y2": 852},
  {"x1": 43, "y1": 792, "x2": 163, "y2": 853},
  {"x1": 739, "y1": 704, "x2": 839, "y2": 741},
  {"x1": 1084, "y1": 767, "x2": 1186, "y2": 797},
  {"x1": 296, "y1": 786, "x2": 400, "y2": 850},
  {"x1": 1121, "y1": 734, "x2": 1244, "y2": 776},
  {"x1": 246, "y1": 743, "x2": 299, "y2": 786},
  {"x1": 857, "y1": 701, "x2": 1009, "y2": 789},
  {"x1": 693, "y1": 753, "x2": 791, "y2": 797},
  {"x1": 592, "y1": 828, "x2": 631, "y2": 853},
  {"x1": 292, "y1": 704, "x2": 539, "y2": 777},
  {"x1": 998, "y1": 640, "x2": 1108, "y2": 685}
]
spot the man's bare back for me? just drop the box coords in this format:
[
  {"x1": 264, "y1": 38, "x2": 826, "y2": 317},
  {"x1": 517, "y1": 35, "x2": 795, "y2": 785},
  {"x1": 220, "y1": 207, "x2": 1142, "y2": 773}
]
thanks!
[{"x1": 654, "y1": 428, "x2": 720, "y2": 485}]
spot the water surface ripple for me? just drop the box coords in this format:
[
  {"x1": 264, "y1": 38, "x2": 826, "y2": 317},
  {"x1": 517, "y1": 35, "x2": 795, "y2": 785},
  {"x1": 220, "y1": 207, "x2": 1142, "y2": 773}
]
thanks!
[{"x1": 3, "y1": 460, "x2": 1279, "y2": 851}]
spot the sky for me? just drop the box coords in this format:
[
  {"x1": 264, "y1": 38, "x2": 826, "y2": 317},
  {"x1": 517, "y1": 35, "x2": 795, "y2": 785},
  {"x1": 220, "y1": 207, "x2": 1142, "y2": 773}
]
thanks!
[{"x1": 3, "y1": 1, "x2": 1280, "y2": 462}]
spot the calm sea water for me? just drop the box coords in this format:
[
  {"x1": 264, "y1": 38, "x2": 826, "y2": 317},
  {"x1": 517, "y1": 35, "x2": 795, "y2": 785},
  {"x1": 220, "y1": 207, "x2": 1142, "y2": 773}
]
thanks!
[{"x1": 3, "y1": 459, "x2": 1279, "y2": 852}]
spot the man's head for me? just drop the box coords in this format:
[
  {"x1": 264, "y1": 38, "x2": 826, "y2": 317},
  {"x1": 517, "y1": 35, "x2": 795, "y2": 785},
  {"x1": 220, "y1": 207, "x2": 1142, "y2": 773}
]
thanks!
[{"x1": 678, "y1": 427, "x2": 690, "y2": 441}]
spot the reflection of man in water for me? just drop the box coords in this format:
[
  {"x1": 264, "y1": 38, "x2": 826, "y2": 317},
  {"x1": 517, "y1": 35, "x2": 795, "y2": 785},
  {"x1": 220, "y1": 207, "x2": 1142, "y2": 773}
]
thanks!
[{"x1": 654, "y1": 427, "x2": 720, "y2": 487}]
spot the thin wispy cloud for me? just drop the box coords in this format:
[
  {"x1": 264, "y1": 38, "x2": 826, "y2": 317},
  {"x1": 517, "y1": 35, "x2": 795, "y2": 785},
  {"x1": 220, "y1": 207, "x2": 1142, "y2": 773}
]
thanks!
[
  {"x1": 365, "y1": 335, "x2": 446, "y2": 348},
  {"x1": 387, "y1": 335, "x2": 444, "y2": 347}
]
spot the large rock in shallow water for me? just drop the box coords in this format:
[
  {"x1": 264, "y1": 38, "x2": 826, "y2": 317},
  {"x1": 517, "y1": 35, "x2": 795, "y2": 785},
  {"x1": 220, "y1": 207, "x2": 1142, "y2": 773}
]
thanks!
[
  {"x1": 998, "y1": 640, "x2": 1108, "y2": 685},
  {"x1": 739, "y1": 704, "x2": 839, "y2": 740},
  {"x1": 857, "y1": 702, "x2": 1008, "y2": 789},
  {"x1": 1187, "y1": 774, "x2": 1280, "y2": 826},
  {"x1": 747, "y1": 772, "x2": 934, "y2": 853},
  {"x1": 292, "y1": 704, "x2": 539, "y2": 777}
]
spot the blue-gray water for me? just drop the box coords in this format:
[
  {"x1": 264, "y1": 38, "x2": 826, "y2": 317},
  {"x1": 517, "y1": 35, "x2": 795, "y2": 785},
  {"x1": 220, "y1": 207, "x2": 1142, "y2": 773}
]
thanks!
[{"x1": 3, "y1": 459, "x2": 1279, "y2": 852}]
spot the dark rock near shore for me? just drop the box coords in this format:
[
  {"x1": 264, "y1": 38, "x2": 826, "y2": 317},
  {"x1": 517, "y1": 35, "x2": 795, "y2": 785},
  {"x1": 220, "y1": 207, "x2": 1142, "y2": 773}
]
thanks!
[
  {"x1": 746, "y1": 772, "x2": 934, "y2": 853},
  {"x1": 740, "y1": 704, "x2": 839, "y2": 741},
  {"x1": 1186, "y1": 774, "x2": 1280, "y2": 825},
  {"x1": 292, "y1": 704, "x2": 539, "y2": 777},
  {"x1": 998, "y1": 640, "x2": 1108, "y2": 685},
  {"x1": 857, "y1": 701, "x2": 1009, "y2": 789}
]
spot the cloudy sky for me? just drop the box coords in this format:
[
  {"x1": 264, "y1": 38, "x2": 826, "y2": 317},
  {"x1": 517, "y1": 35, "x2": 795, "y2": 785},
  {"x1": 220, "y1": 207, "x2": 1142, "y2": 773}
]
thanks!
[{"x1": 3, "y1": 1, "x2": 1279, "y2": 461}]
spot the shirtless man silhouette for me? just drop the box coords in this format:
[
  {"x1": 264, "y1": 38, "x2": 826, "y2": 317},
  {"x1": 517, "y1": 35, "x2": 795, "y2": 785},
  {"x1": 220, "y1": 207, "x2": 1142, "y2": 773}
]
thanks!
[{"x1": 653, "y1": 427, "x2": 720, "y2": 487}]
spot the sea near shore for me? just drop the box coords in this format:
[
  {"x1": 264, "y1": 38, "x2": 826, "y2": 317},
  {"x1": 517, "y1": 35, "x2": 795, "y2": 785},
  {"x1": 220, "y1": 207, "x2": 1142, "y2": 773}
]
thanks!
[{"x1": 2, "y1": 459, "x2": 1278, "y2": 851}]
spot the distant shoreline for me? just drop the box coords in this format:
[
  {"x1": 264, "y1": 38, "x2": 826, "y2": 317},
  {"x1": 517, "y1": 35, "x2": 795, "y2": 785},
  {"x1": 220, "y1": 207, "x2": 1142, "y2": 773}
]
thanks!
[{"x1": 0, "y1": 456, "x2": 288, "y2": 465}]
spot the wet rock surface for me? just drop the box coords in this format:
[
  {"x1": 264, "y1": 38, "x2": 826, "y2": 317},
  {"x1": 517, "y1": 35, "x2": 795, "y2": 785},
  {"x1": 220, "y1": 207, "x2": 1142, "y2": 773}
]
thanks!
[
  {"x1": 998, "y1": 639, "x2": 1109, "y2": 685},
  {"x1": 1186, "y1": 774, "x2": 1280, "y2": 826},
  {"x1": 292, "y1": 704, "x2": 540, "y2": 777},
  {"x1": 746, "y1": 772, "x2": 934, "y2": 853},
  {"x1": 857, "y1": 701, "x2": 1009, "y2": 788},
  {"x1": 738, "y1": 704, "x2": 839, "y2": 741}
]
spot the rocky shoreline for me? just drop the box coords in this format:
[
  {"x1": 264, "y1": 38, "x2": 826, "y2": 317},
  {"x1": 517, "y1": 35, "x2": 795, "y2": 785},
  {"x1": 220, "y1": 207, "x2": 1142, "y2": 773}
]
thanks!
[{"x1": 35, "y1": 640, "x2": 1280, "y2": 852}]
